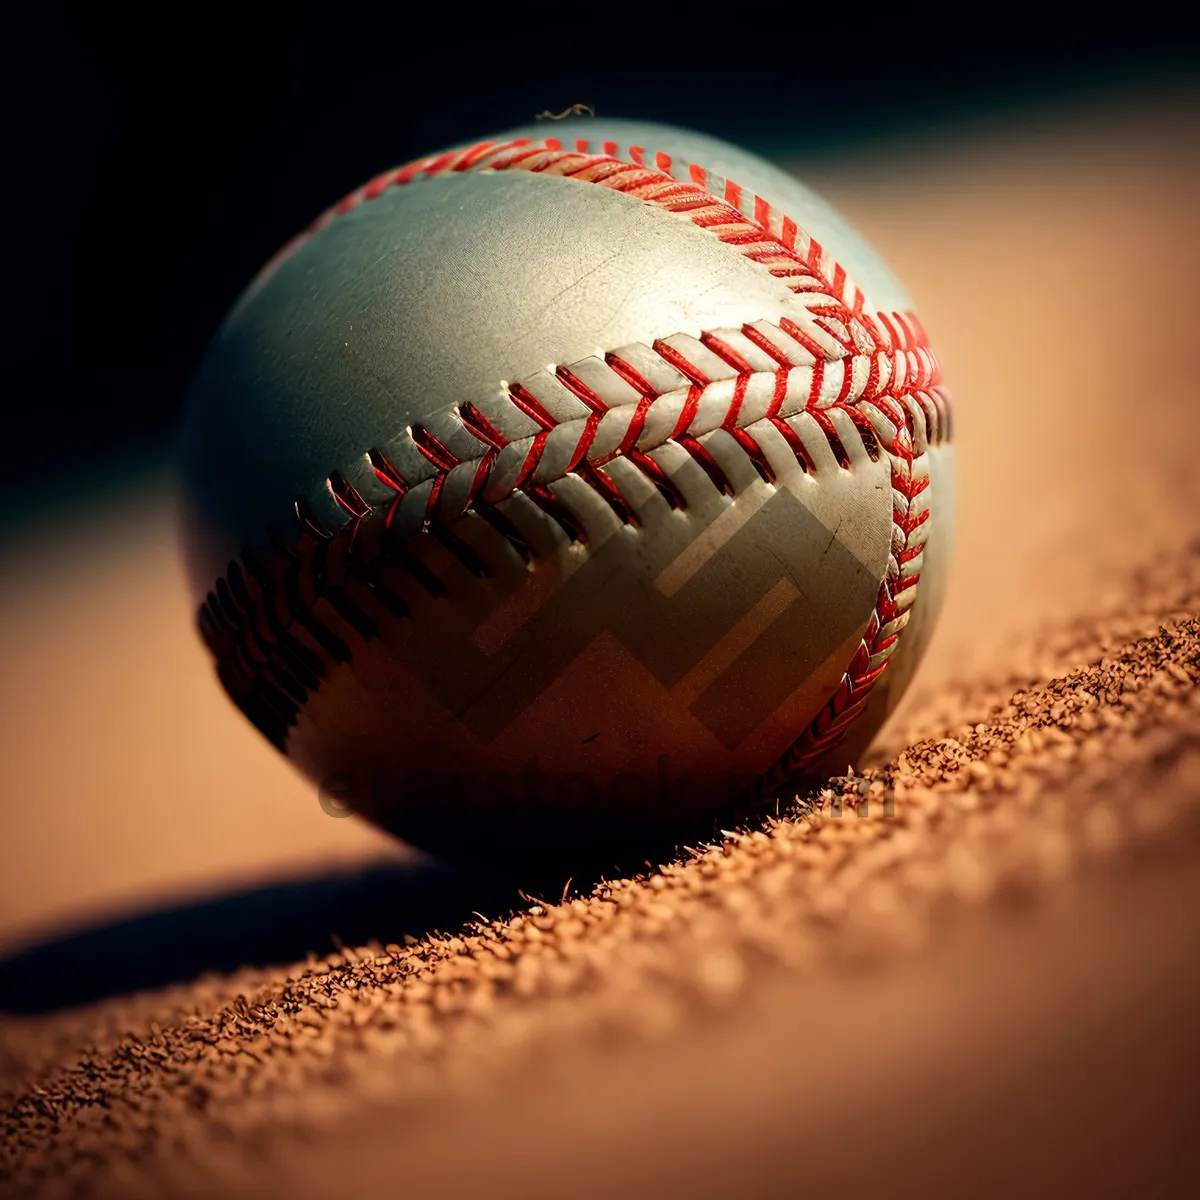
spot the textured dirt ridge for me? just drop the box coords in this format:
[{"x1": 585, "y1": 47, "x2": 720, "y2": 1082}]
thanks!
[{"x1": 3, "y1": 543, "x2": 1199, "y2": 1198}]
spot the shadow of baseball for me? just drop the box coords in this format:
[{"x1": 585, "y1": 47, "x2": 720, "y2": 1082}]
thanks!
[{"x1": 0, "y1": 829, "x2": 709, "y2": 1014}]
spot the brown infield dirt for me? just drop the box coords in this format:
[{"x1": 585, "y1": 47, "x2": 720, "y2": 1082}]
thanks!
[{"x1": 1, "y1": 90, "x2": 1198, "y2": 1197}]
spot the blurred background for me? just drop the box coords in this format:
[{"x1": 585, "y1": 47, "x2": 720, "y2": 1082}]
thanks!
[{"x1": 1, "y1": 12, "x2": 1197, "y2": 1004}]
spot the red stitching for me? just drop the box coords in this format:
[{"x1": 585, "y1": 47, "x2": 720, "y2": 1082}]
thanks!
[
  {"x1": 652, "y1": 339, "x2": 710, "y2": 386},
  {"x1": 410, "y1": 425, "x2": 460, "y2": 471},
  {"x1": 526, "y1": 484, "x2": 588, "y2": 543},
  {"x1": 564, "y1": 415, "x2": 602, "y2": 475},
  {"x1": 668, "y1": 385, "x2": 704, "y2": 441},
  {"x1": 512, "y1": 431, "x2": 548, "y2": 491},
  {"x1": 576, "y1": 459, "x2": 639, "y2": 526},
  {"x1": 367, "y1": 447, "x2": 407, "y2": 493},
  {"x1": 424, "y1": 473, "x2": 446, "y2": 524},
  {"x1": 809, "y1": 359, "x2": 826, "y2": 407},
  {"x1": 722, "y1": 375, "x2": 749, "y2": 432},
  {"x1": 728, "y1": 427, "x2": 776, "y2": 485},
  {"x1": 327, "y1": 471, "x2": 368, "y2": 517},
  {"x1": 740, "y1": 325, "x2": 790, "y2": 368},
  {"x1": 208, "y1": 138, "x2": 953, "y2": 785},
  {"x1": 766, "y1": 416, "x2": 815, "y2": 474},
  {"x1": 603, "y1": 351, "x2": 656, "y2": 398},
  {"x1": 674, "y1": 432, "x2": 735, "y2": 496},
  {"x1": 842, "y1": 407, "x2": 882, "y2": 461},
  {"x1": 467, "y1": 450, "x2": 499, "y2": 511},
  {"x1": 628, "y1": 448, "x2": 687, "y2": 509},
  {"x1": 456, "y1": 402, "x2": 507, "y2": 451},
  {"x1": 287, "y1": 142, "x2": 867, "y2": 315},
  {"x1": 506, "y1": 383, "x2": 557, "y2": 430},
  {"x1": 554, "y1": 366, "x2": 607, "y2": 414},
  {"x1": 699, "y1": 332, "x2": 754, "y2": 374},
  {"x1": 808, "y1": 408, "x2": 851, "y2": 469},
  {"x1": 779, "y1": 317, "x2": 827, "y2": 363}
]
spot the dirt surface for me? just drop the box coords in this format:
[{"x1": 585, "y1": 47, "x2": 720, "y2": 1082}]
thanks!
[{"x1": 1, "y1": 92, "x2": 1198, "y2": 1197}]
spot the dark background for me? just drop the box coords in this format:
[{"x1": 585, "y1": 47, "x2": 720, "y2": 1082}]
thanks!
[{"x1": 3, "y1": 10, "x2": 1195, "y2": 529}]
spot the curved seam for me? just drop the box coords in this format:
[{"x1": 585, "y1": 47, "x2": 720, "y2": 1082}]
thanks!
[{"x1": 202, "y1": 141, "x2": 954, "y2": 790}]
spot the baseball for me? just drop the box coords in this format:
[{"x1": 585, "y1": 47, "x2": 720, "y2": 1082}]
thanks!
[{"x1": 180, "y1": 119, "x2": 955, "y2": 864}]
